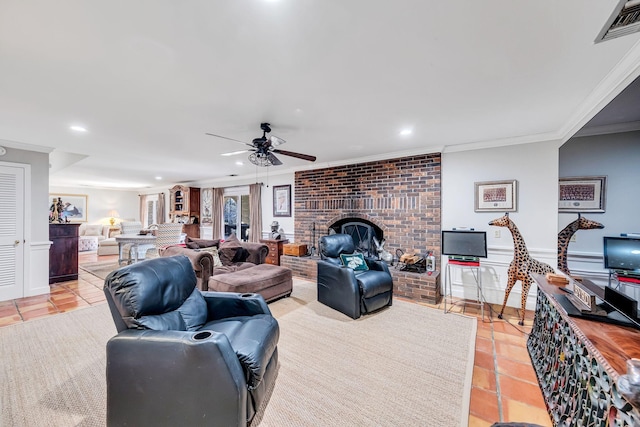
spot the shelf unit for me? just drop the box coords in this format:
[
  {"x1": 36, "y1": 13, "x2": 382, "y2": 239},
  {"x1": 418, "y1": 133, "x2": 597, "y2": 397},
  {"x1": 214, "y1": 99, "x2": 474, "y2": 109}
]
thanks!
[{"x1": 169, "y1": 185, "x2": 200, "y2": 238}]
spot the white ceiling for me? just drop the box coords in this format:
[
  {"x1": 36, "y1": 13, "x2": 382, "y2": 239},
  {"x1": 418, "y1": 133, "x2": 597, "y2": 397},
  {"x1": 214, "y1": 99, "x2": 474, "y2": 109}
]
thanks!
[{"x1": 1, "y1": 1, "x2": 640, "y2": 190}]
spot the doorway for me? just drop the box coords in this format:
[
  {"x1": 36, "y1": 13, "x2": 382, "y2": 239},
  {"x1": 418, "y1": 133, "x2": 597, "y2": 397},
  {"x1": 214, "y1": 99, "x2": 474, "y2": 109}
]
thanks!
[
  {"x1": 0, "y1": 163, "x2": 25, "y2": 301},
  {"x1": 223, "y1": 188, "x2": 250, "y2": 241}
]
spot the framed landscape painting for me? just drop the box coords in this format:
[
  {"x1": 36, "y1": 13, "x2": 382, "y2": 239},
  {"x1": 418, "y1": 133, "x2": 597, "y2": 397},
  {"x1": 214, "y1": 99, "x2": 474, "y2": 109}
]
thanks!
[
  {"x1": 559, "y1": 176, "x2": 606, "y2": 213},
  {"x1": 49, "y1": 193, "x2": 88, "y2": 222},
  {"x1": 474, "y1": 180, "x2": 518, "y2": 212}
]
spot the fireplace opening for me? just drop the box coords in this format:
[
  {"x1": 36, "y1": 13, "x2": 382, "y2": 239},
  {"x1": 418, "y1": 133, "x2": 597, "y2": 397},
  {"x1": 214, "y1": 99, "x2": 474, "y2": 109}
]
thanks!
[{"x1": 328, "y1": 219, "x2": 383, "y2": 258}]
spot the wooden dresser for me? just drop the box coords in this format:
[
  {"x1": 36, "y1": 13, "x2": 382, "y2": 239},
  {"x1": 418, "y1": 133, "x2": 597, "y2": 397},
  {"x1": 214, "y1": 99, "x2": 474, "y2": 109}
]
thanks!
[
  {"x1": 260, "y1": 239, "x2": 289, "y2": 266},
  {"x1": 49, "y1": 223, "x2": 80, "y2": 284}
]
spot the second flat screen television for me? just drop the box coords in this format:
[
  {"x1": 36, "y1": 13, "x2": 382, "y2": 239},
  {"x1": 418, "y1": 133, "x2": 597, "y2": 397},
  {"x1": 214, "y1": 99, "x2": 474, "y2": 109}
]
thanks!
[{"x1": 442, "y1": 230, "x2": 488, "y2": 258}]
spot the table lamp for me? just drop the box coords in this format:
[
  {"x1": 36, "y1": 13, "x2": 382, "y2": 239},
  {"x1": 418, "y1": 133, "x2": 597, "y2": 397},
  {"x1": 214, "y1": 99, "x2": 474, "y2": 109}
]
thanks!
[{"x1": 107, "y1": 210, "x2": 120, "y2": 226}]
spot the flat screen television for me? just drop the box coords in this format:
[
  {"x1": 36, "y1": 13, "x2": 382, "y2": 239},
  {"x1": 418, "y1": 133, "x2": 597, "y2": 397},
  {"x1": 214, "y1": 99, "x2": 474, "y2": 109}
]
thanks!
[
  {"x1": 441, "y1": 230, "x2": 487, "y2": 258},
  {"x1": 604, "y1": 236, "x2": 640, "y2": 272}
]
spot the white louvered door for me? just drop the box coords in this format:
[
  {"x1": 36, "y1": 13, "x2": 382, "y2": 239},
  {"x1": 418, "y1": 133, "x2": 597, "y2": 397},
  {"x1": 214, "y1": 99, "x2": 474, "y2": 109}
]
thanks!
[{"x1": 0, "y1": 164, "x2": 24, "y2": 300}]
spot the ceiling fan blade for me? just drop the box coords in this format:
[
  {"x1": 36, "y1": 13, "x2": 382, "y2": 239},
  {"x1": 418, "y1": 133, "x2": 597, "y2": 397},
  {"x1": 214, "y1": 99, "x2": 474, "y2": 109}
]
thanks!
[
  {"x1": 273, "y1": 149, "x2": 316, "y2": 162},
  {"x1": 205, "y1": 133, "x2": 253, "y2": 147},
  {"x1": 220, "y1": 149, "x2": 252, "y2": 157},
  {"x1": 267, "y1": 152, "x2": 283, "y2": 166}
]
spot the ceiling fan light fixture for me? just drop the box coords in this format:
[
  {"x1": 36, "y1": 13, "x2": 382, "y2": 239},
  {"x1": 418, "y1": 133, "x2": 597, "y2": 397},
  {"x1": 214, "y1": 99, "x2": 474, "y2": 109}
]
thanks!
[
  {"x1": 248, "y1": 152, "x2": 273, "y2": 167},
  {"x1": 270, "y1": 135, "x2": 286, "y2": 146}
]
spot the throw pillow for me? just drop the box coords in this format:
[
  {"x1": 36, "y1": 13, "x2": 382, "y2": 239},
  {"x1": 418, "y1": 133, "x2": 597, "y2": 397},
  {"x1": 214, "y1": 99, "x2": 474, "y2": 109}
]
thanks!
[
  {"x1": 84, "y1": 224, "x2": 103, "y2": 236},
  {"x1": 200, "y1": 247, "x2": 223, "y2": 267},
  {"x1": 219, "y1": 233, "x2": 242, "y2": 265},
  {"x1": 340, "y1": 253, "x2": 369, "y2": 271}
]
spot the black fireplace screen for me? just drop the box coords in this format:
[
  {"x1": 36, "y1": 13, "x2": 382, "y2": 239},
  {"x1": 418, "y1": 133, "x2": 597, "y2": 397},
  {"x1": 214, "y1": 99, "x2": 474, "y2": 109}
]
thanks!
[{"x1": 341, "y1": 222, "x2": 375, "y2": 257}]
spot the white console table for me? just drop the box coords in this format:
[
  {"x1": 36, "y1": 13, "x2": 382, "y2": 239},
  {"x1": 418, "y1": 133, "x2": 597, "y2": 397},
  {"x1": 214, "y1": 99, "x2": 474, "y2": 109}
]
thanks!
[{"x1": 115, "y1": 234, "x2": 156, "y2": 265}]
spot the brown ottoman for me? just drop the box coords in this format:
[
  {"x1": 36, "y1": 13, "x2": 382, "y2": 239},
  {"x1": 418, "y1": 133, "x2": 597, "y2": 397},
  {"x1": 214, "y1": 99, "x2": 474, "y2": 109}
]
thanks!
[{"x1": 208, "y1": 264, "x2": 293, "y2": 302}]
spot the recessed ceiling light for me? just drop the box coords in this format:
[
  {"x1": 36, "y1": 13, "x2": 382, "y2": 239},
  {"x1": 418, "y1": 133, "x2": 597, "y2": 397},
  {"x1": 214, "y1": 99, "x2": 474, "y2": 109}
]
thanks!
[
  {"x1": 235, "y1": 161, "x2": 244, "y2": 166},
  {"x1": 70, "y1": 125, "x2": 87, "y2": 132},
  {"x1": 155, "y1": 176, "x2": 162, "y2": 180},
  {"x1": 400, "y1": 128, "x2": 413, "y2": 136}
]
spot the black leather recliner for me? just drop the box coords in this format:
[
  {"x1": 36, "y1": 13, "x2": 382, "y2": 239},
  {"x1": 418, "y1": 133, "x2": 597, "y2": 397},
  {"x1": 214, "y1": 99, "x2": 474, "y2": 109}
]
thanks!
[
  {"x1": 103, "y1": 255, "x2": 279, "y2": 427},
  {"x1": 317, "y1": 234, "x2": 393, "y2": 319}
]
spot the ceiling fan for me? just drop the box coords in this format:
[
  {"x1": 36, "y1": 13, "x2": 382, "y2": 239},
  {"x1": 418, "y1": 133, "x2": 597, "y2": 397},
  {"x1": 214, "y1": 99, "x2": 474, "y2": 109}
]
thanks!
[{"x1": 206, "y1": 123, "x2": 316, "y2": 167}]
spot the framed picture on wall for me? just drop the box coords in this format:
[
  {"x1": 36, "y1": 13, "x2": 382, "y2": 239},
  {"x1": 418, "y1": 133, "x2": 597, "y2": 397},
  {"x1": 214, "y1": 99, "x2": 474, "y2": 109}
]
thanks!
[
  {"x1": 273, "y1": 185, "x2": 291, "y2": 217},
  {"x1": 559, "y1": 176, "x2": 606, "y2": 213},
  {"x1": 474, "y1": 180, "x2": 518, "y2": 212},
  {"x1": 49, "y1": 193, "x2": 88, "y2": 222}
]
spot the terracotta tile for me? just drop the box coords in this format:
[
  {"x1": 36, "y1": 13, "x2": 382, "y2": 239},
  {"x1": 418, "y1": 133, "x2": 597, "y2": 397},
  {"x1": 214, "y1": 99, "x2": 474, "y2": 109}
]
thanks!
[
  {"x1": 468, "y1": 414, "x2": 495, "y2": 427},
  {"x1": 469, "y1": 386, "x2": 500, "y2": 422},
  {"x1": 502, "y1": 399, "x2": 553, "y2": 426},
  {"x1": 0, "y1": 314, "x2": 23, "y2": 326},
  {"x1": 496, "y1": 356, "x2": 539, "y2": 385},
  {"x1": 16, "y1": 301, "x2": 56, "y2": 312},
  {"x1": 474, "y1": 349, "x2": 495, "y2": 371},
  {"x1": 492, "y1": 330, "x2": 528, "y2": 346},
  {"x1": 55, "y1": 300, "x2": 90, "y2": 312},
  {"x1": 494, "y1": 341, "x2": 531, "y2": 364},
  {"x1": 14, "y1": 295, "x2": 50, "y2": 307},
  {"x1": 0, "y1": 305, "x2": 19, "y2": 316},
  {"x1": 472, "y1": 365, "x2": 497, "y2": 390},
  {"x1": 498, "y1": 375, "x2": 547, "y2": 408},
  {"x1": 476, "y1": 326, "x2": 493, "y2": 339},
  {"x1": 21, "y1": 307, "x2": 59, "y2": 321},
  {"x1": 476, "y1": 336, "x2": 493, "y2": 354}
]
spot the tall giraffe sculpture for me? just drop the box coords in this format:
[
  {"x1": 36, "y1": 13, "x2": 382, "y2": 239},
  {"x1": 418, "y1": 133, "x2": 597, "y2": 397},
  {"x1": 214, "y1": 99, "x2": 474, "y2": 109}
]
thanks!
[
  {"x1": 557, "y1": 214, "x2": 604, "y2": 275},
  {"x1": 488, "y1": 213, "x2": 554, "y2": 325}
]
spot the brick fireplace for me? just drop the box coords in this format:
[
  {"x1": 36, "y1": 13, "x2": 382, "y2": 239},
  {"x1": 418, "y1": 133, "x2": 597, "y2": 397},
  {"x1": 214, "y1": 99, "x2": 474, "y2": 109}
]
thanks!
[{"x1": 285, "y1": 153, "x2": 442, "y2": 303}]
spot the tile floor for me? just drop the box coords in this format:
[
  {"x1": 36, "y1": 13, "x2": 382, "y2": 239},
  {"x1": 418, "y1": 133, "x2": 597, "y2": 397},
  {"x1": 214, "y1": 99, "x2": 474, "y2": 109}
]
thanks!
[{"x1": 0, "y1": 252, "x2": 552, "y2": 426}]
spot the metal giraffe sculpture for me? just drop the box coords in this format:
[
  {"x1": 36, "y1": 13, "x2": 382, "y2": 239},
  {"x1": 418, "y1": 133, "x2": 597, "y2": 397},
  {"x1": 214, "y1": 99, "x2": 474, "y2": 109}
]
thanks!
[
  {"x1": 557, "y1": 214, "x2": 604, "y2": 275},
  {"x1": 489, "y1": 213, "x2": 555, "y2": 325}
]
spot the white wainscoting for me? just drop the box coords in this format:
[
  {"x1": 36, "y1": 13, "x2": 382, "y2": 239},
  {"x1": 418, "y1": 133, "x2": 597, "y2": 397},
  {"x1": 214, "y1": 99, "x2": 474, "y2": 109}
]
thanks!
[
  {"x1": 443, "y1": 245, "x2": 557, "y2": 311},
  {"x1": 27, "y1": 241, "x2": 52, "y2": 297}
]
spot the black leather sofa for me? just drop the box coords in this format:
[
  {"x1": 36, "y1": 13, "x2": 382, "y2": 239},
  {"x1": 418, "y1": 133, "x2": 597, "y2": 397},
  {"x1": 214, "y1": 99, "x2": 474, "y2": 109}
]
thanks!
[
  {"x1": 317, "y1": 234, "x2": 394, "y2": 319},
  {"x1": 103, "y1": 255, "x2": 279, "y2": 427}
]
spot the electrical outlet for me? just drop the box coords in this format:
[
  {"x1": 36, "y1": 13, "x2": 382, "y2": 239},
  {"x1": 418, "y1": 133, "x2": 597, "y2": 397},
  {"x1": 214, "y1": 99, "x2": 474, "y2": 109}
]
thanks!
[
  {"x1": 494, "y1": 230, "x2": 501, "y2": 238},
  {"x1": 570, "y1": 235, "x2": 576, "y2": 242}
]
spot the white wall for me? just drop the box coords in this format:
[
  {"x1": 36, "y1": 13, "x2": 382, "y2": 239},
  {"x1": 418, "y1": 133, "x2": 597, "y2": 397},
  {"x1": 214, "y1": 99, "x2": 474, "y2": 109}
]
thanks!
[
  {"x1": 48, "y1": 185, "x2": 139, "y2": 225},
  {"x1": 442, "y1": 140, "x2": 560, "y2": 310}
]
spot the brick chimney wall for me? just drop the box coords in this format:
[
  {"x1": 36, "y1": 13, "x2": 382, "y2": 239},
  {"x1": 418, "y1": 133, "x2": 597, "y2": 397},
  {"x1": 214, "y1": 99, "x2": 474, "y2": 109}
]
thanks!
[{"x1": 291, "y1": 153, "x2": 442, "y2": 302}]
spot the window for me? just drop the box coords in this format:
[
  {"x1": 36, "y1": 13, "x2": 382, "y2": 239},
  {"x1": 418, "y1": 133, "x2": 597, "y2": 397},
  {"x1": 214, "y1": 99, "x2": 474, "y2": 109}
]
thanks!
[{"x1": 223, "y1": 187, "x2": 250, "y2": 241}]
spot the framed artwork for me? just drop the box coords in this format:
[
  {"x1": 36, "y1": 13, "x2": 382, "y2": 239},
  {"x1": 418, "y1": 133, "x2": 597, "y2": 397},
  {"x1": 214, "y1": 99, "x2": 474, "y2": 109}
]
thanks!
[
  {"x1": 273, "y1": 185, "x2": 291, "y2": 217},
  {"x1": 559, "y1": 176, "x2": 606, "y2": 213},
  {"x1": 201, "y1": 188, "x2": 213, "y2": 224},
  {"x1": 474, "y1": 180, "x2": 518, "y2": 212},
  {"x1": 49, "y1": 193, "x2": 88, "y2": 222}
]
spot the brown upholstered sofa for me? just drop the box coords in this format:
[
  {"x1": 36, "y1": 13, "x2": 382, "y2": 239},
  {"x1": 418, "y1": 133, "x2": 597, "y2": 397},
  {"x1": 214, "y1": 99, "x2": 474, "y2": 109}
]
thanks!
[{"x1": 161, "y1": 234, "x2": 292, "y2": 302}]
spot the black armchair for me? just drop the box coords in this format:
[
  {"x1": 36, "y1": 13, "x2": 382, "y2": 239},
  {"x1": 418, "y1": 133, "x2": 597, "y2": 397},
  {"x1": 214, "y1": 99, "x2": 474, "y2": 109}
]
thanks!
[
  {"x1": 317, "y1": 234, "x2": 393, "y2": 319},
  {"x1": 103, "y1": 255, "x2": 279, "y2": 427}
]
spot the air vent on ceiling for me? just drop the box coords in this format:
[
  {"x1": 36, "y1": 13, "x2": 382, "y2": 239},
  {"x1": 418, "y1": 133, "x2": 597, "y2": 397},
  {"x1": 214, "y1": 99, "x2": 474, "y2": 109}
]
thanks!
[{"x1": 596, "y1": 0, "x2": 640, "y2": 43}]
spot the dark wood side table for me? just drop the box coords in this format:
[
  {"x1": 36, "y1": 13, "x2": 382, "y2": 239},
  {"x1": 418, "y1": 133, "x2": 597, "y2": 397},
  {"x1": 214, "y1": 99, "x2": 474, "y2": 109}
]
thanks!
[
  {"x1": 260, "y1": 239, "x2": 289, "y2": 266},
  {"x1": 49, "y1": 223, "x2": 80, "y2": 284}
]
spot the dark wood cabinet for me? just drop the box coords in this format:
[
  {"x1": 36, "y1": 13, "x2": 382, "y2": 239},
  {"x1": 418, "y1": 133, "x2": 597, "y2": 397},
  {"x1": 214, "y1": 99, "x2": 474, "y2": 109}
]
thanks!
[
  {"x1": 169, "y1": 185, "x2": 200, "y2": 238},
  {"x1": 260, "y1": 239, "x2": 289, "y2": 266},
  {"x1": 49, "y1": 223, "x2": 80, "y2": 284}
]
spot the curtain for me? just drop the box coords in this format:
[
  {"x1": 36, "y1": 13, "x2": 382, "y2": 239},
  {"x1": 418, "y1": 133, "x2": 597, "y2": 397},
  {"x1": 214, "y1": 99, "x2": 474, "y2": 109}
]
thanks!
[
  {"x1": 212, "y1": 187, "x2": 224, "y2": 240},
  {"x1": 249, "y1": 183, "x2": 262, "y2": 242},
  {"x1": 139, "y1": 194, "x2": 147, "y2": 225},
  {"x1": 157, "y1": 192, "x2": 166, "y2": 224}
]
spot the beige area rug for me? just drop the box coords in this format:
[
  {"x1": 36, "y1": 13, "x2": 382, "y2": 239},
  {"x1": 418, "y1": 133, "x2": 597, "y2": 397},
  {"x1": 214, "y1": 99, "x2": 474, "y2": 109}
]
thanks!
[
  {"x1": 0, "y1": 279, "x2": 476, "y2": 427},
  {"x1": 79, "y1": 261, "x2": 121, "y2": 280}
]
